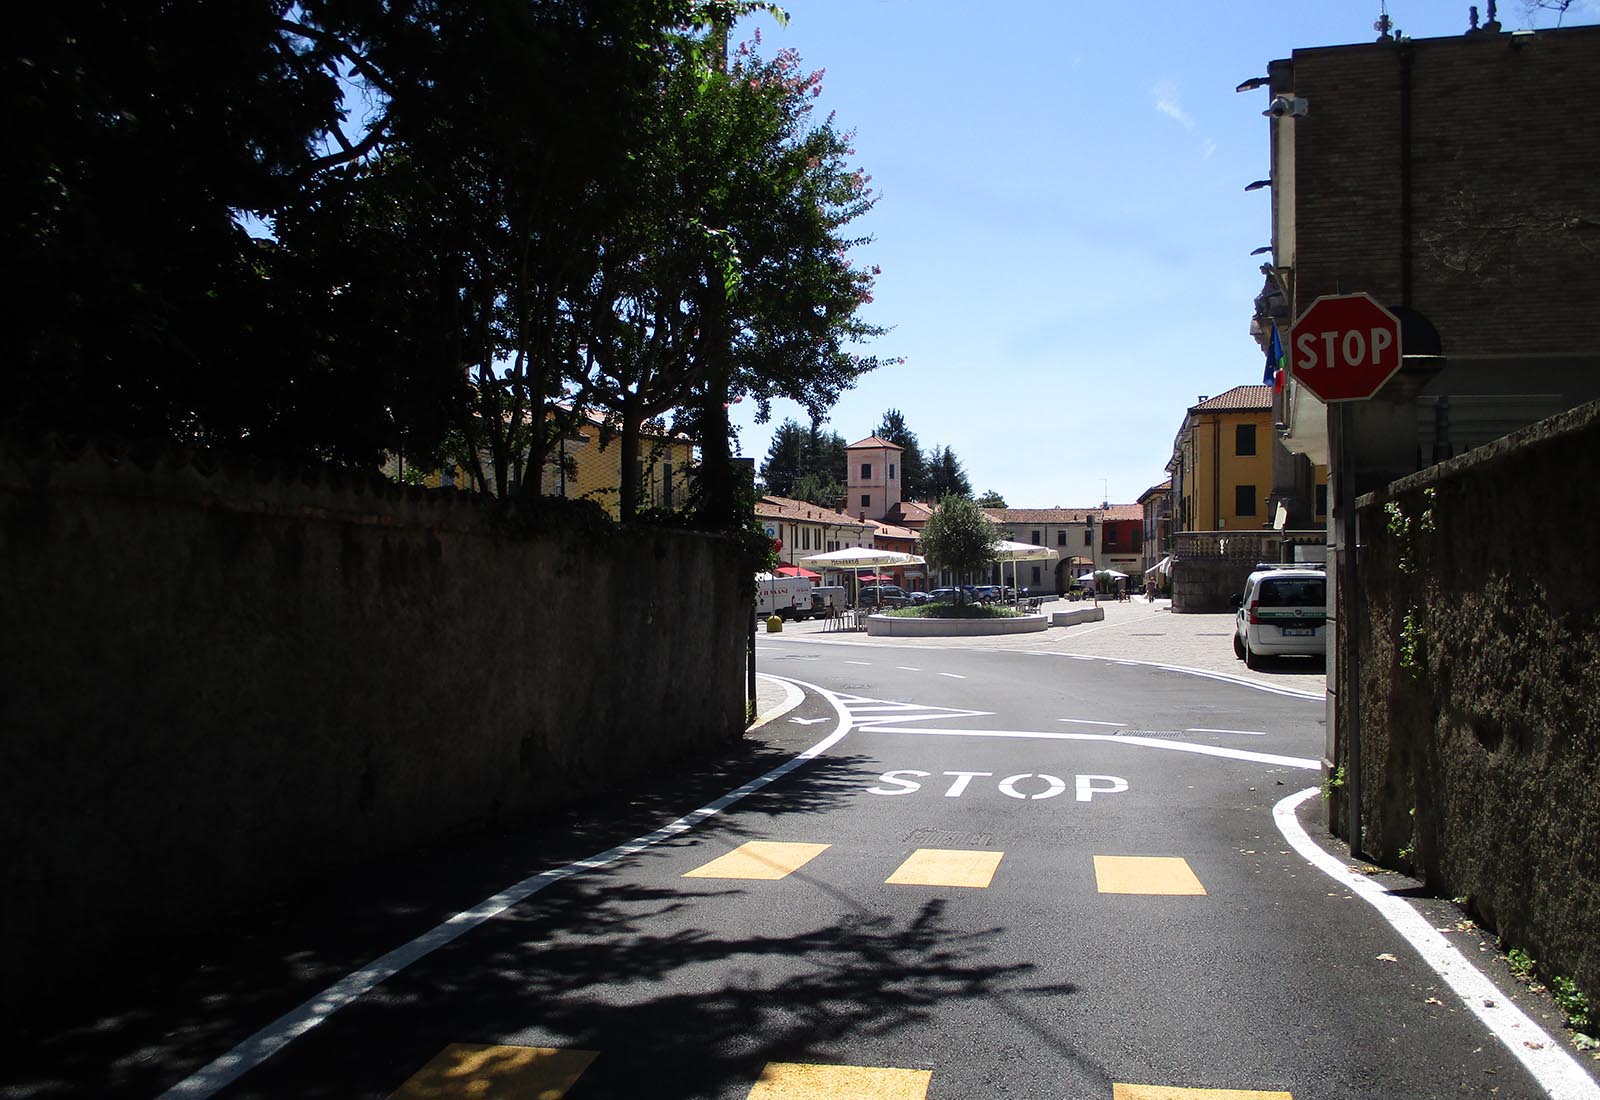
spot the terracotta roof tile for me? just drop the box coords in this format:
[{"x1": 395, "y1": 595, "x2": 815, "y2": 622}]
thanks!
[
  {"x1": 1190, "y1": 385, "x2": 1272, "y2": 413},
  {"x1": 846, "y1": 435, "x2": 904, "y2": 451},
  {"x1": 756, "y1": 495, "x2": 871, "y2": 527}
]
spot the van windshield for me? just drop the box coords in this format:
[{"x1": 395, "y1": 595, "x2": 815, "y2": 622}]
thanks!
[{"x1": 1259, "y1": 578, "x2": 1325, "y2": 607}]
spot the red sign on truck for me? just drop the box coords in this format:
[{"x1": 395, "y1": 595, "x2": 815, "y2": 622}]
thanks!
[{"x1": 1289, "y1": 293, "x2": 1403, "y2": 403}]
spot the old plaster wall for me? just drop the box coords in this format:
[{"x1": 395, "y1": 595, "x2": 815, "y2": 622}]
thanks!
[
  {"x1": 1353, "y1": 401, "x2": 1600, "y2": 999},
  {"x1": 0, "y1": 437, "x2": 747, "y2": 1020}
]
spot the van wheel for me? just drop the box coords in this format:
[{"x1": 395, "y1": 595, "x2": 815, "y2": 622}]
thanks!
[
  {"x1": 1244, "y1": 644, "x2": 1262, "y2": 670},
  {"x1": 1232, "y1": 633, "x2": 1246, "y2": 660}
]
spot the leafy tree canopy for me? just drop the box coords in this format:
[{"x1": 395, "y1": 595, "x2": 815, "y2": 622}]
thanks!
[
  {"x1": 760, "y1": 419, "x2": 846, "y2": 498},
  {"x1": 974, "y1": 490, "x2": 1007, "y2": 508},
  {"x1": 918, "y1": 494, "x2": 1000, "y2": 586}
]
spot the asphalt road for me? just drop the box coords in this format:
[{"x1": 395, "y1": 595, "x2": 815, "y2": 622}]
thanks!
[{"x1": 6, "y1": 633, "x2": 1597, "y2": 1100}]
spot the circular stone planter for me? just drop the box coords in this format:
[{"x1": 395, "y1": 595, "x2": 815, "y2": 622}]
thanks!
[{"x1": 865, "y1": 613, "x2": 1049, "y2": 637}]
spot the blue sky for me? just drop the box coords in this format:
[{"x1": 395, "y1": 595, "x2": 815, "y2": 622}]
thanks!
[{"x1": 729, "y1": 0, "x2": 1596, "y2": 508}]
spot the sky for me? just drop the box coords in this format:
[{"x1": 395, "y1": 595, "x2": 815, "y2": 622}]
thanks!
[{"x1": 727, "y1": 0, "x2": 1597, "y2": 509}]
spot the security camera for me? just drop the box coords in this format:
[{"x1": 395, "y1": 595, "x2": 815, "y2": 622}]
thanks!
[{"x1": 1266, "y1": 95, "x2": 1309, "y2": 118}]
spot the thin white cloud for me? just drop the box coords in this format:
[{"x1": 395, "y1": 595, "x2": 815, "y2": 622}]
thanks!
[
  {"x1": 1151, "y1": 79, "x2": 1193, "y2": 129},
  {"x1": 1200, "y1": 138, "x2": 1217, "y2": 161}
]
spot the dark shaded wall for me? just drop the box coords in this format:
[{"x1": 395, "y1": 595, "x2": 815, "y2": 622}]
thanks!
[
  {"x1": 1347, "y1": 401, "x2": 1600, "y2": 999},
  {"x1": 1172, "y1": 530, "x2": 1326, "y2": 613},
  {"x1": 0, "y1": 438, "x2": 748, "y2": 1020}
]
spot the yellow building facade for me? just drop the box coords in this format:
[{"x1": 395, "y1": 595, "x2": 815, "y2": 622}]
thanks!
[{"x1": 1175, "y1": 385, "x2": 1327, "y2": 532}]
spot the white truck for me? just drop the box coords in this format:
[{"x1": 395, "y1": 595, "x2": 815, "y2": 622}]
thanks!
[{"x1": 755, "y1": 573, "x2": 815, "y2": 620}]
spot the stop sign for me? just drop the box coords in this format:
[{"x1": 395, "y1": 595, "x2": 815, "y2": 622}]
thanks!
[{"x1": 1289, "y1": 293, "x2": 1403, "y2": 402}]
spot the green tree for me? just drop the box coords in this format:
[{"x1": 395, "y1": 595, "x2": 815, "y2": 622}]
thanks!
[
  {"x1": 789, "y1": 471, "x2": 844, "y2": 508},
  {"x1": 974, "y1": 490, "x2": 1007, "y2": 508},
  {"x1": 760, "y1": 419, "x2": 848, "y2": 498},
  {"x1": 918, "y1": 494, "x2": 1000, "y2": 598},
  {"x1": 874, "y1": 409, "x2": 927, "y2": 500},
  {"x1": 926, "y1": 444, "x2": 972, "y2": 500}
]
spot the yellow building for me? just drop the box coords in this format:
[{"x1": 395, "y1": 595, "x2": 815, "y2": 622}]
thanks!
[
  {"x1": 388, "y1": 409, "x2": 694, "y2": 521},
  {"x1": 1173, "y1": 385, "x2": 1327, "y2": 532},
  {"x1": 540, "y1": 411, "x2": 694, "y2": 519}
]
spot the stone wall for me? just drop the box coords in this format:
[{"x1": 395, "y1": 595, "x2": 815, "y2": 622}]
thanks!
[
  {"x1": 1350, "y1": 401, "x2": 1600, "y2": 1000},
  {"x1": 1171, "y1": 529, "x2": 1326, "y2": 612},
  {"x1": 0, "y1": 437, "x2": 748, "y2": 1020}
]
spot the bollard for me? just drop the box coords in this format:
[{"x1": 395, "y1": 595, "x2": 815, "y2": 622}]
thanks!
[{"x1": 766, "y1": 613, "x2": 784, "y2": 633}]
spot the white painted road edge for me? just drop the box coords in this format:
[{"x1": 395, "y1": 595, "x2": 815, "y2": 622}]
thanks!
[
  {"x1": 159, "y1": 676, "x2": 850, "y2": 1099},
  {"x1": 747, "y1": 673, "x2": 805, "y2": 729},
  {"x1": 1274, "y1": 787, "x2": 1600, "y2": 1100}
]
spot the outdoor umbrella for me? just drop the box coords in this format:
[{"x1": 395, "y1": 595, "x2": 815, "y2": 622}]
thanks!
[
  {"x1": 798, "y1": 547, "x2": 927, "y2": 609},
  {"x1": 992, "y1": 540, "x2": 1060, "y2": 606}
]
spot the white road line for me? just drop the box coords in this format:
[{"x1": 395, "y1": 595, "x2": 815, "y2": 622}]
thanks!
[
  {"x1": 749, "y1": 675, "x2": 806, "y2": 730},
  {"x1": 844, "y1": 660, "x2": 872, "y2": 666},
  {"x1": 159, "y1": 679, "x2": 853, "y2": 1099},
  {"x1": 1057, "y1": 717, "x2": 1126, "y2": 727},
  {"x1": 863, "y1": 724, "x2": 1319, "y2": 770},
  {"x1": 938, "y1": 672, "x2": 966, "y2": 679},
  {"x1": 1274, "y1": 788, "x2": 1600, "y2": 1100},
  {"x1": 895, "y1": 666, "x2": 922, "y2": 672},
  {"x1": 1186, "y1": 726, "x2": 1267, "y2": 737}
]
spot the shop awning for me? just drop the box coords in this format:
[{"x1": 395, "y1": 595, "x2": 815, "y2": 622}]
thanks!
[{"x1": 774, "y1": 564, "x2": 820, "y2": 580}]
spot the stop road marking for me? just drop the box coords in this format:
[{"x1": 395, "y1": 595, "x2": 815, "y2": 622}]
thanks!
[{"x1": 868, "y1": 770, "x2": 1129, "y2": 802}]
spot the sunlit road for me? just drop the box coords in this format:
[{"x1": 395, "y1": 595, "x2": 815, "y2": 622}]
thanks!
[{"x1": 5, "y1": 638, "x2": 1595, "y2": 1100}]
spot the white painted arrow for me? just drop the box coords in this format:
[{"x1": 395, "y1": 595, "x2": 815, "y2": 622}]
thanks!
[{"x1": 789, "y1": 717, "x2": 829, "y2": 725}]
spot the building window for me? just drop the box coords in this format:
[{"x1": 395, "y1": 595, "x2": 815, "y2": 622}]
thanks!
[
  {"x1": 861, "y1": 494, "x2": 871, "y2": 508},
  {"x1": 662, "y1": 462, "x2": 673, "y2": 509},
  {"x1": 1105, "y1": 527, "x2": 1119, "y2": 546},
  {"x1": 1236, "y1": 424, "x2": 1257, "y2": 456},
  {"x1": 1084, "y1": 530, "x2": 1092, "y2": 546},
  {"x1": 1316, "y1": 484, "x2": 1328, "y2": 516},
  {"x1": 802, "y1": 528, "x2": 810, "y2": 550},
  {"x1": 1236, "y1": 484, "x2": 1258, "y2": 516},
  {"x1": 861, "y1": 462, "x2": 872, "y2": 479},
  {"x1": 1057, "y1": 531, "x2": 1066, "y2": 546},
  {"x1": 889, "y1": 463, "x2": 896, "y2": 480},
  {"x1": 1030, "y1": 530, "x2": 1040, "y2": 545},
  {"x1": 1031, "y1": 565, "x2": 1042, "y2": 585}
]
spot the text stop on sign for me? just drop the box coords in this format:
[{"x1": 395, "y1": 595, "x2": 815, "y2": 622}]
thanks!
[{"x1": 1289, "y1": 292, "x2": 1404, "y2": 403}]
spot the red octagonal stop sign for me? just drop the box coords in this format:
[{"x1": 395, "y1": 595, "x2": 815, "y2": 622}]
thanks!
[{"x1": 1289, "y1": 292, "x2": 1403, "y2": 402}]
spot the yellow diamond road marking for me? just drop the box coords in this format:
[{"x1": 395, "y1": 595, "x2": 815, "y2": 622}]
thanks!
[
  {"x1": 1094, "y1": 855, "x2": 1208, "y2": 895},
  {"x1": 682, "y1": 841, "x2": 831, "y2": 880},
  {"x1": 747, "y1": 1061, "x2": 932, "y2": 1099},
  {"x1": 388, "y1": 1043, "x2": 597, "y2": 1099},
  {"x1": 1113, "y1": 1085, "x2": 1292, "y2": 1099},
  {"x1": 885, "y1": 848, "x2": 1004, "y2": 888}
]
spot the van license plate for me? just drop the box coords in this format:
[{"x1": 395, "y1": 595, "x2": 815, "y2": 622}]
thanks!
[{"x1": 1283, "y1": 627, "x2": 1314, "y2": 637}]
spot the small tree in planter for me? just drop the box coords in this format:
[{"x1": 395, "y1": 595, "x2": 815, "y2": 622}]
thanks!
[{"x1": 919, "y1": 494, "x2": 1001, "y2": 605}]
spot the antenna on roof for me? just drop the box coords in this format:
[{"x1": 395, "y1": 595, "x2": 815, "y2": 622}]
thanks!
[{"x1": 1375, "y1": 2, "x2": 1394, "y2": 39}]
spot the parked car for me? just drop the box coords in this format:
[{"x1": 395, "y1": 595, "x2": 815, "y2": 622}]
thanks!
[
  {"x1": 973, "y1": 585, "x2": 1002, "y2": 602},
  {"x1": 1233, "y1": 566, "x2": 1328, "y2": 669},
  {"x1": 906, "y1": 590, "x2": 932, "y2": 604},
  {"x1": 927, "y1": 587, "x2": 960, "y2": 603},
  {"x1": 858, "y1": 584, "x2": 909, "y2": 608}
]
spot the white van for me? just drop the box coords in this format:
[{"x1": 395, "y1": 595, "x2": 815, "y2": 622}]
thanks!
[
  {"x1": 755, "y1": 574, "x2": 815, "y2": 620},
  {"x1": 808, "y1": 586, "x2": 849, "y2": 617},
  {"x1": 1232, "y1": 566, "x2": 1327, "y2": 668}
]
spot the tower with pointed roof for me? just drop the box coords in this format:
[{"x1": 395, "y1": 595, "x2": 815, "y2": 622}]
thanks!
[{"x1": 844, "y1": 435, "x2": 903, "y2": 521}]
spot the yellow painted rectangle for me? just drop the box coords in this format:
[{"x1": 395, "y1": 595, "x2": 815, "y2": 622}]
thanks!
[
  {"x1": 1094, "y1": 856, "x2": 1208, "y2": 895},
  {"x1": 1113, "y1": 1085, "x2": 1292, "y2": 1099},
  {"x1": 747, "y1": 1061, "x2": 932, "y2": 1099},
  {"x1": 389, "y1": 1043, "x2": 597, "y2": 1099},
  {"x1": 683, "y1": 841, "x2": 830, "y2": 880},
  {"x1": 884, "y1": 848, "x2": 1004, "y2": 888}
]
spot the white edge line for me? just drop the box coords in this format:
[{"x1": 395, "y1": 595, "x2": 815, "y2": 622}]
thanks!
[
  {"x1": 159, "y1": 678, "x2": 853, "y2": 1099},
  {"x1": 1057, "y1": 718, "x2": 1128, "y2": 727},
  {"x1": 1274, "y1": 787, "x2": 1600, "y2": 1100},
  {"x1": 1186, "y1": 727, "x2": 1267, "y2": 737},
  {"x1": 747, "y1": 673, "x2": 805, "y2": 729},
  {"x1": 861, "y1": 725, "x2": 1319, "y2": 770}
]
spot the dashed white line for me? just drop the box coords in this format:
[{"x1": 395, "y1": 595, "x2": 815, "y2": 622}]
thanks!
[
  {"x1": 895, "y1": 666, "x2": 922, "y2": 672},
  {"x1": 844, "y1": 660, "x2": 872, "y2": 666},
  {"x1": 1058, "y1": 717, "x2": 1126, "y2": 727},
  {"x1": 1186, "y1": 726, "x2": 1267, "y2": 737},
  {"x1": 938, "y1": 672, "x2": 966, "y2": 679}
]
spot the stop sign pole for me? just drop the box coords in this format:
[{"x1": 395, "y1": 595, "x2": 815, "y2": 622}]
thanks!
[{"x1": 1289, "y1": 292, "x2": 1403, "y2": 860}]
